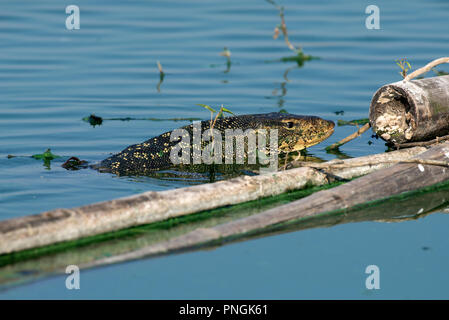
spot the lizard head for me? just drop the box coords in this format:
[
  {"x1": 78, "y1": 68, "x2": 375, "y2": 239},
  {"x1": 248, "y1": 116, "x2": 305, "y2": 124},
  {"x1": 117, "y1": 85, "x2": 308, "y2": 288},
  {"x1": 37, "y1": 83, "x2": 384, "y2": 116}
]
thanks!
[{"x1": 256, "y1": 112, "x2": 335, "y2": 153}]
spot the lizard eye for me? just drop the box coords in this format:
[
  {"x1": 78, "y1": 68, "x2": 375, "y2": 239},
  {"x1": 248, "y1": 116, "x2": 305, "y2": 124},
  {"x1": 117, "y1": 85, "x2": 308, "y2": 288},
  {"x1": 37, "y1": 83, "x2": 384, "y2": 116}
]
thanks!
[{"x1": 285, "y1": 121, "x2": 294, "y2": 129}]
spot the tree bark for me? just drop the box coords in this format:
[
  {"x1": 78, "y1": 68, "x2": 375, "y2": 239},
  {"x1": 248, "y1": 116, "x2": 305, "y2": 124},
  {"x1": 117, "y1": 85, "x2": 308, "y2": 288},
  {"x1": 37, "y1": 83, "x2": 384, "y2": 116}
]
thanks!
[{"x1": 369, "y1": 75, "x2": 449, "y2": 144}]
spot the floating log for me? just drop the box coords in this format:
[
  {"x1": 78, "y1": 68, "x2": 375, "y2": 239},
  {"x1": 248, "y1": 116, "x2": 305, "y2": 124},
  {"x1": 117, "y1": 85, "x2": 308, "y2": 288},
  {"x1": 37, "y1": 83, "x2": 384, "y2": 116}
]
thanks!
[
  {"x1": 202, "y1": 141, "x2": 449, "y2": 242},
  {"x1": 82, "y1": 176, "x2": 449, "y2": 269},
  {"x1": 2, "y1": 177, "x2": 448, "y2": 289},
  {"x1": 74, "y1": 142, "x2": 449, "y2": 269},
  {"x1": 82, "y1": 141, "x2": 449, "y2": 267},
  {"x1": 0, "y1": 147, "x2": 426, "y2": 254},
  {"x1": 369, "y1": 75, "x2": 449, "y2": 144}
]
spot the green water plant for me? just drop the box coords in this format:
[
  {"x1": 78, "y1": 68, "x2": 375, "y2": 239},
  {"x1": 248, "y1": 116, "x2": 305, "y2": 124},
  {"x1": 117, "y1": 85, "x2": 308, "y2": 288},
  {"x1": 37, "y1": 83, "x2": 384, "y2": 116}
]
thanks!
[
  {"x1": 31, "y1": 148, "x2": 61, "y2": 169},
  {"x1": 219, "y1": 47, "x2": 232, "y2": 73},
  {"x1": 83, "y1": 114, "x2": 103, "y2": 126},
  {"x1": 156, "y1": 60, "x2": 165, "y2": 92},
  {"x1": 267, "y1": 0, "x2": 313, "y2": 66},
  {"x1": 31, "y1": 148, "x2": 60, "y2": 161},
  {"x1": 7, "y1": 149, "x2": 89, "y2": 171},
  {"x1": 196, "y1": 104, "x2": 234, "y2": 131},
  {"x1": 433, "y1": 68, "x2": 449, "y2": 76},
  {"x1": 396, "y1": 58, "x2": 411, "y2": 78},
  {"x1": 196, "y1": 104, "x2": 235, "y2": 181}
]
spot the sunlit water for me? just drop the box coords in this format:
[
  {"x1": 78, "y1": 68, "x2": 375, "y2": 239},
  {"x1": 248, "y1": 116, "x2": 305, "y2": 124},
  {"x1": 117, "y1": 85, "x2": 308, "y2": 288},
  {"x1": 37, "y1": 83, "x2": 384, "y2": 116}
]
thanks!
[{"x1": 1, "y1": 0, "x2": 449, "y2": 298}]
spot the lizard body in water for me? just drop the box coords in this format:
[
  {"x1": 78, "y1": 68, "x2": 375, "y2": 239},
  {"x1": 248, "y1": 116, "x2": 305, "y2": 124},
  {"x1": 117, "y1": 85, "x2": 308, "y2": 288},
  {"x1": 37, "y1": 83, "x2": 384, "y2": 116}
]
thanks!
[{"x1": 93, "y1": 112, "x2": 334, "y2": 176}]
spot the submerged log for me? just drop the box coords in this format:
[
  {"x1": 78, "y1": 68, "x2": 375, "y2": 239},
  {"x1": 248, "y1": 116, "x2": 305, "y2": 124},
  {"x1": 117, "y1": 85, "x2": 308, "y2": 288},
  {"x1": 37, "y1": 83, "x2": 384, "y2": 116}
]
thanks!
[
  {"x1": 369, "y1": 75, "x2": 449, "y2": 144},
  {"x1": 0, "y1": 147, "x2": 426, "y2": 254}
]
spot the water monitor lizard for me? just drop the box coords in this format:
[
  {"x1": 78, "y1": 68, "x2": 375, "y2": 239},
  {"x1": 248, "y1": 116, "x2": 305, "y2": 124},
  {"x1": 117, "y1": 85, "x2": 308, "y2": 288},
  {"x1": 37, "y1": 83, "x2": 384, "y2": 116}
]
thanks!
[{"x1": 93, "y1": 112, "x2": 334, "y2": 175}]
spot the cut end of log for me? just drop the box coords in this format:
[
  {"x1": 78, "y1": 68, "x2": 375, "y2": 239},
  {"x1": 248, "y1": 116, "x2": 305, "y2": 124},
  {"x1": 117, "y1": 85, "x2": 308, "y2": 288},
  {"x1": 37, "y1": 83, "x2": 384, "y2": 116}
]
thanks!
[
  {"x1": 370, "y1": 75, "x2": 449, "y2": 144},
  {"x1": 370, "y1": 86, "x2": 415, "y2": 143}
]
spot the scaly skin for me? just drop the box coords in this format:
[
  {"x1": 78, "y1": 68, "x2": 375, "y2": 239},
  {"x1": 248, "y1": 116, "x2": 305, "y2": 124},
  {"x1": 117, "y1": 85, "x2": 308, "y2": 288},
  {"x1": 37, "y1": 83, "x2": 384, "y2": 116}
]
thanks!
[{"x1": 93, "y1": 112, "x2": 334, "y2": 176}]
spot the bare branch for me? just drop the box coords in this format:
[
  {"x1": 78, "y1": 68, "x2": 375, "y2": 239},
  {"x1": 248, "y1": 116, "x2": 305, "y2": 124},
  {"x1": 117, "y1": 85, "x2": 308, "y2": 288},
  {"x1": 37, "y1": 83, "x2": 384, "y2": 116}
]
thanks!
[
  {"x1": 404, "y1": 57, "x2": 449, "y2": 81},
  {"x1": 326, "y1": 123, "x2": 370, "y2": 151}
]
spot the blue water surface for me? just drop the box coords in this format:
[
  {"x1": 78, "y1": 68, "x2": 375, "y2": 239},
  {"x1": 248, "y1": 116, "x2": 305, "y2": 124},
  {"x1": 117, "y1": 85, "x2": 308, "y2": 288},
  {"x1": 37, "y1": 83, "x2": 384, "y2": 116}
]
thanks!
[{"x1": 1, "y1": 0, "x2": 449, "y2": 299}]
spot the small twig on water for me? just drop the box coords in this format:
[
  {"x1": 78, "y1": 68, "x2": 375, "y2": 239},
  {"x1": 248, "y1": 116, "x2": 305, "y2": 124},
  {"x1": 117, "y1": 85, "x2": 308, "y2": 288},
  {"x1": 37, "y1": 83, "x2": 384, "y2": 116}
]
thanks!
[
  {"x1": 337, "y1": 119, "x2": 370, "y2": 127},
  {"x1": 219, "y1": 47, "x2": 232, "y2": 73},
  {"x1": 82, "y1": 114, "x2": 201, "y2": 126},
  {"x1": 394, "y1": 134, "x2": 449, "y2": 149},
  {"x1": 267, "y1": 0, "x2": 303, "y2": 55},
  {"x1": 156, "y1": 60, "x2": 165, "y2": 93},
  {"x1": 157, "y1": 61, "x2": 163, "y2": 73},
  {"x1": 326, "y1": 123, "x2": 371, "y2": 151},
  {"x1": 276, "y1": 7, "x2": 298, "y2": 53}
]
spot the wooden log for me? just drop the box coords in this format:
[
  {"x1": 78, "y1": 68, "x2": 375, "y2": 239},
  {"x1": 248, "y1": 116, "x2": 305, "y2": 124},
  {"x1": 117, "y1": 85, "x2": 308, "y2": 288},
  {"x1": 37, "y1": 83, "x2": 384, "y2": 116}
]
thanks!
[
  {"x1": 0, "y1": 167, "x2": 326, "y2": 254},
  {"x1": 2, "y1": 172, "x2": 447, "y2": 289},
  {"x1": 87, "y1": 141, "x2": 449, "y2": 264},
  {"x1": 211, "y1": 142, "x2": 449, "y2": 238},
  {"x1": 287, "y1": 146, "x2": 427, "y2": 180},
  {"x1": 369, "y1": 75, "x2": 449, "y2": 144},
  {"x1": 0, "y1": 147, "x2": 426, "y2": 254},
  {"x1": 82, "y1": 180, "x2": 449, "y2": 269}
]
